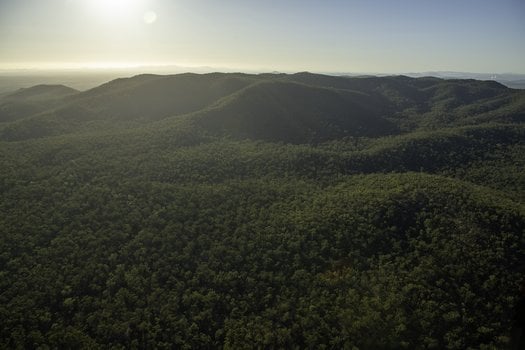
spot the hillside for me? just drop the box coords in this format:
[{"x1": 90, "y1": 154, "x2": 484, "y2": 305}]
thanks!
[
  {"x1": 189, "y1": 80, "x2": 397, "y2": 142},
  {"x1": 5, "y1": 84, "x2": 78, "y2": 101},
  {"x1": 0, "y1": 84, "x2": 79, "y2": 123},
  {"x1": 0, "y1": 72, "x2": 523, "y2": 141},
  {"x1": 0, "y1": 73, "x2": 258, "y2": 140},
  {"x1": 0, "y1": 73, "x2": 524, "y2": 349},
  {"x1": 68, "y1": 73, "x2": 258, "y2": 121}
]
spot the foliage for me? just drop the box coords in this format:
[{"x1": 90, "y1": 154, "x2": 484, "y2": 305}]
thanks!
[{"x1": 0, "y1": 73, "x2": 524, "y2": 348}]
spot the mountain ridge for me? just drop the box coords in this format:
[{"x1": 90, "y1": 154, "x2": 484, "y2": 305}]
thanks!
[
  {"x1": 0, "y1": 72, "x2": 522, "y2": 143},
  {"x1": 5, "y1": 84, "x2": 79, "y2": 100}
]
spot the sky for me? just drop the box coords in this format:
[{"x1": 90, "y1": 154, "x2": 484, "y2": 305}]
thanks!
[{"x1": 0, "y1": 0, "x2": 524, "y2": 74}]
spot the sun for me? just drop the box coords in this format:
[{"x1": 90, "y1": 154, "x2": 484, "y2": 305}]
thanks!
[{"x1": 85, "y1": 0, "x2": 145, "y2": 21}]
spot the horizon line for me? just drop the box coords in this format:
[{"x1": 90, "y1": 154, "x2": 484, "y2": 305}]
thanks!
[{"x1": 0, "y1": 62, "x2": 524, "y2": 77}]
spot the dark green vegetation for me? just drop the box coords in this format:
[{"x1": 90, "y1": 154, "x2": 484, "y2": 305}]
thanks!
[{"x1": 1, "y1": 72, "x2": 524, "y2": 349}]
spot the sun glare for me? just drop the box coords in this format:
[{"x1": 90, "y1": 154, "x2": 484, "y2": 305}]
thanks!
[
  {"x1": 85, "y1": 0, "x2": 152, "y2": 22},
  {"x1": 90, "y1": 0, "x2": 134, "y2": 14}
]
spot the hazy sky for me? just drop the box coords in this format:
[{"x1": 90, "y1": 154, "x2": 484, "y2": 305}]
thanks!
[{"x1": 0, "y1": 0, "x2": 524, "y2": 73}]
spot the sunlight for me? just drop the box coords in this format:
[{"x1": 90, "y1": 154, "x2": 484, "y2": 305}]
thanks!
[{"x1": 85, "y1": 0, "x2": 144, "y2": 21}]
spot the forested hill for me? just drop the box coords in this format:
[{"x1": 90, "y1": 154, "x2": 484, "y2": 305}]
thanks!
[
  {"x1": 0, "y1": 73, "x2": 524, "y2": 349},
  {"x1": 1, "y1": 72, "x2": 523, "y2": 142}
]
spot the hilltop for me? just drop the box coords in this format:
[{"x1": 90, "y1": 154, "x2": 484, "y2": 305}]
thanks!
[{"x1": 5, "y1": 84, "x2": 78, "y2": 101}]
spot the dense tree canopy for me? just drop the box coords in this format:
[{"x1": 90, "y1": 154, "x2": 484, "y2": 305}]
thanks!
[{"x1": 0, "y1": 73, "x2": 524, "y2": 348}]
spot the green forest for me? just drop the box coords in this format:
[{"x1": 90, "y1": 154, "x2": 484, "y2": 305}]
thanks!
[{"x1": 0, "y1": 72, "x2": 524, "y2": 349}]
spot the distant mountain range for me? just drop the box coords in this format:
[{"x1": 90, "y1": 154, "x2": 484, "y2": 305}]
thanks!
[
  {"x1": 0, "y1": 68, "x2": 523, "y2": 95},
  {"x1": 401, "y1": 71, "x2": 525, "y2": 89}
]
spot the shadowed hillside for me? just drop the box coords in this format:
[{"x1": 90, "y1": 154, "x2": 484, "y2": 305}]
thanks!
[
  {"x1": 5, "y1": 84, "x2": 78, "y2": 101},
  {"x1": 67, "y1": 73, "x2": 259, "y2": 121},
  {"x1": 0, "y1": 72, "x2": 522, "y2": 142},
  {"x1": 188, "y1": 80, "x2": 397, "y2": 142},
  {"x1": 0, "y1": 84, "x2": 79, "y2": 123}
]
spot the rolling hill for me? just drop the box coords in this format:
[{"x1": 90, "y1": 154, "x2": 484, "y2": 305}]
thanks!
[
  {"x1": 0, "y1": 72, "x2": 524, "y2": 143},
  {"x1": 0, "y1": 72, "x2": 523, "y2": 349},
  {"x1": 188, "y1": 80, "x2": 397, "y2": 142},
  {"x1": 0, "y1": 84, "x2": 78, "y2": 123}
]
